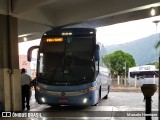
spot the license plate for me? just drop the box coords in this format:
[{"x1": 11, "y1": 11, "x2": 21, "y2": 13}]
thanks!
[{"x1": 58, "y1": 99, "x2": 69, "y2": 103}]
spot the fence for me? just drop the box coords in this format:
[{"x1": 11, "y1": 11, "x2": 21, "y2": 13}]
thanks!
[{"x1": 111, "y1": 75, "x2": 141, "y2": 87}]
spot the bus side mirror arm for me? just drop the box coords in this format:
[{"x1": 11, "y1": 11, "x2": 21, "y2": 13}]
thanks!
[{"x1": 27, "y1": 45, "x2": 39, "y2": 62}]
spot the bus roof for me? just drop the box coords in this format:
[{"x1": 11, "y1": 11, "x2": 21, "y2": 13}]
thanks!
[
  {"x1": 129, "y1": 65, "x2": 158, "y2": 72},
  {"x1": 43, "y1": 28, "x2": 96, "y2": 37}
]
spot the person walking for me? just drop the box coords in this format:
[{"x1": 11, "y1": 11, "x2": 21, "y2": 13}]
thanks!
[{"x1": 21, "y1": 68, "x2": 32, "y2": 110}]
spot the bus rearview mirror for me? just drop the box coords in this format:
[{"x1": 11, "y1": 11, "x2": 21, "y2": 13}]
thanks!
[{"x1": 27, "y1": 46, "x2": 39, "y2": 62}]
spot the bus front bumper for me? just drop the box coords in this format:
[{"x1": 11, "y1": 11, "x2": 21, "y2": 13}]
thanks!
[{"x1": 36, "y1": 90, "x2": 98, "y2": 106}]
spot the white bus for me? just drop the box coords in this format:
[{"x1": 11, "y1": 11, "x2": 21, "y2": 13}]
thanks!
[{"x1": 128, "y1": 65, "x2": 159, "y2": 86}]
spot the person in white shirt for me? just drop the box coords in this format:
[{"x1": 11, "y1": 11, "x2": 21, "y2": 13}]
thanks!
[{"x1": 21, "y1": 68, "x2": 32, "y2": 110}]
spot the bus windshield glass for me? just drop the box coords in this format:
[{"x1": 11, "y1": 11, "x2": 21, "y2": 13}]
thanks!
[{"x1": 37, "y1": 36, "x2": 95, "y2": 85}]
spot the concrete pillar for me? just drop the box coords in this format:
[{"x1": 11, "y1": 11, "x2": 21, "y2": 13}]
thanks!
[{"x1": 0, "y1": 14, "x2": 21, "y2": 111}]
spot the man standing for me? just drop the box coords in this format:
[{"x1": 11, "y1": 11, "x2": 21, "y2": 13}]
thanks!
[{"x1": 21, "y1": 68, "x2": 32, "y2": 110}]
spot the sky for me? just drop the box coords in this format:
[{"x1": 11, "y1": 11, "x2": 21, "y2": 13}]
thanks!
[
  {"x1": 96, "y1": 16, "x2": 160, "y2": 45},
  {"x1": 19, "y1": 15, "x2": 160, "y2": 55}
]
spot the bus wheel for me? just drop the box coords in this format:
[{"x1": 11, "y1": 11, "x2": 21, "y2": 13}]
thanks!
[
  {"x1": 104, "y1": 86, "x2": 110, "y2": 99},
  {"x1": 98, "y1": 88, "x2": 101, "y2": 100},
  {"x1": 93, "y1": 102, "x2": 98, "y2": 106},
  {"x1": 108, "y1": 85, "x2": 110, "y2": 93},
  {"x1": 104, "y1": 94, "x2": 108, "y2": 99}
]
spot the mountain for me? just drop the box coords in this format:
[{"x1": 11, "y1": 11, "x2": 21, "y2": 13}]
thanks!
[{"x1": 105, "y1": 34, "x2": 158, "y2": 66}]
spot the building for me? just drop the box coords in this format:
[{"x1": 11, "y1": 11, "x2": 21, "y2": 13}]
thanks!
[
  {"x1": 128, "y1": 65, "x2": 159, "y2": 86},
  {"x1": 19, "y1": 55, "x2": 36, "y2": 79}
]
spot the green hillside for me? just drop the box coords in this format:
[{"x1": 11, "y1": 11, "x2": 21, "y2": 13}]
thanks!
[{"x1": 105, "y1": 34, "x2": 157, "y2": 66}]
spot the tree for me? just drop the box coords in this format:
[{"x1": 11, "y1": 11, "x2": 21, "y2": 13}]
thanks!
[{"x1": 103, "y1": 50, "x2": 136, "y2": 77}]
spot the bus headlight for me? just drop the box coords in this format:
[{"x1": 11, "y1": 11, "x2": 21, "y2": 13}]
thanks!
[
  {"x1": 83, "y1": 98, "x2": 88, "y2": 104},
  {"x1": 80, "y1": 86, "x2": 95, "y2": 93}
]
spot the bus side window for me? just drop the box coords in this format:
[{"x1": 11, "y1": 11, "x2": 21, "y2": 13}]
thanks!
[
  {"x1": 95, "y1": 61, "x2": 99, "y2": 71},
  {"x1": 95, "y1": 44, "x2": 100, "y2": 75},
  {"x1": 39, "y1": 53, "x2": 44, "y2": 73},
  {"x1": 95, "y1": 45, "x2": 100, "y2": 61}
]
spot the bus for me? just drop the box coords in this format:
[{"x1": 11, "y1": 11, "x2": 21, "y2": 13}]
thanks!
[
  {"x1": 27, "y1": 28, "x2": 111, "y2": 106},
  {"x1": 128, "y1": 65, "x2": 159, "y2": 86}
]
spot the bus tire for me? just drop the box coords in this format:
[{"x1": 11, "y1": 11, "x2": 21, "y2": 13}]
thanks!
[
  {"x1": 104, "y1": 86, "x2": 110, "y2": 99},
  {"x1": 104, "y1": 94, "x2": 108, "y2": 99},
  {"x1": 93, "y1": 103, "x2": 98, "y2": 106},
  {"x1": 108, "y1": 85, "x2": 110, "y2": 93}
]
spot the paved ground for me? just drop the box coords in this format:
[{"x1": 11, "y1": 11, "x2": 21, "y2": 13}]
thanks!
[
  {"x1": 110, "y1": 86, "x2": 159, "y2": 92},
  {"x1": 1, "y1": 89, "x2": 158, "y2": 120}
]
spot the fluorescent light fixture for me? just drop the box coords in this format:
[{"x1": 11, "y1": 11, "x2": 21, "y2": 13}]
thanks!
[
  {"x1": 18, "y1": 33, "x2": 33, "y2": 38},
  {"x1": 23, "y1": 37, "x2": 27, "y2": 42},
  {"x1": 150, "y1": 8, "x2": 156, "y2": 16}
]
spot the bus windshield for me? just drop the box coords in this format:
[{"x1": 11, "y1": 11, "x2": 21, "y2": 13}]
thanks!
[{"x1": 37, "y1": 36, "x2": 95, "y2": 85}]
